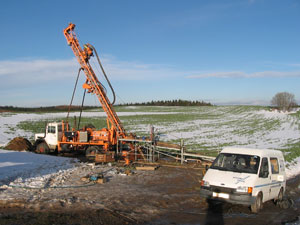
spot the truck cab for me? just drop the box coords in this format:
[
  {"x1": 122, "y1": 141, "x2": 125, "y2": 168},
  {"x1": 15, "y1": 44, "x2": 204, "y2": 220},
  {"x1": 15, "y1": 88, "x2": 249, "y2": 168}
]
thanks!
[{"x1": 34, "y1": 122, "x2": 63, "y2": 153}]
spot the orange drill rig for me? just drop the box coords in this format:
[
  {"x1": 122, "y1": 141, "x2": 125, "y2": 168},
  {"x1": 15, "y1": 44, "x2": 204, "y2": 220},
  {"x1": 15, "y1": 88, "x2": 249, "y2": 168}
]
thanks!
[{"x1": 34, "y1": 23, "x2": 140, "y2": 163}]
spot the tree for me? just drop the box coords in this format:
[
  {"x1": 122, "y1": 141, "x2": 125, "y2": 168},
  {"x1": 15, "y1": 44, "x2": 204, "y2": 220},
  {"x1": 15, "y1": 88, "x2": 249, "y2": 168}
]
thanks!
[{"x1": 271, "y1": 92, "x2": 297, "y2": 111}]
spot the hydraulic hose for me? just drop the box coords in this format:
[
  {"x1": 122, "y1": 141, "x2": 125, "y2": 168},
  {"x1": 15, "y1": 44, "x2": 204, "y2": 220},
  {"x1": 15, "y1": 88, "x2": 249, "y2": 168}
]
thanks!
[
  {"x1": 88, "y1": 44, "x2": 116, "y2": 105},
  {"x1": 67, "y1": 67, "x2": 84, "y2": 122}
]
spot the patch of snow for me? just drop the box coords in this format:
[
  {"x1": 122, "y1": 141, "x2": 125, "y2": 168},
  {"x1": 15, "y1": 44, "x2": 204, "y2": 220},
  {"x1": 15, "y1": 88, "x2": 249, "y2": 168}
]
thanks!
[
  {"x1": 0, "y1": 149, "x2": 77, "y2": 187},
  {"x1": 286, "y1": 157, "x2": 300, "y2": 179}
]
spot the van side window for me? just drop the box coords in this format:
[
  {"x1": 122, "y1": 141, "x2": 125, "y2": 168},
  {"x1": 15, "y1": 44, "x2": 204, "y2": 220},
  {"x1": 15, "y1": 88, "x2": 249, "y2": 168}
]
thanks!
[
  {"x1": 259, "y1": 157, "x2": 269, "y2": 178},
  {"x1": 270, "y1": 157, "x2": 279, "y2": 174}
]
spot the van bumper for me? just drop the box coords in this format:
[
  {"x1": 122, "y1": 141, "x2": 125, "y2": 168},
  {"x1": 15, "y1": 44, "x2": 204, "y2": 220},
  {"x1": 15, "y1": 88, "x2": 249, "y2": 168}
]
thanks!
[{"x1": 200, "y1": 188, "x2": 256, "y2": 206}]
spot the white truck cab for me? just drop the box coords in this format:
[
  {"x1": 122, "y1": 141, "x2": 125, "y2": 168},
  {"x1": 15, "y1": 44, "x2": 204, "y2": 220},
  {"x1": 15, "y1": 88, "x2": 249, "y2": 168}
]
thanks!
[
  {"x1": 200, "y1": 147, "x2": 286, "y2": 213},
  {"x1": 34, "y1": 122, "x2": 63, "y2": 152}
]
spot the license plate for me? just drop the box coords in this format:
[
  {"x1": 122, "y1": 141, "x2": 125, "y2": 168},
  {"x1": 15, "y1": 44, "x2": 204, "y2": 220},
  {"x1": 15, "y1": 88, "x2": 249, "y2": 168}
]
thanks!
[{"x1": 212, "y1": 192, "x2": 229, "y2": 199}]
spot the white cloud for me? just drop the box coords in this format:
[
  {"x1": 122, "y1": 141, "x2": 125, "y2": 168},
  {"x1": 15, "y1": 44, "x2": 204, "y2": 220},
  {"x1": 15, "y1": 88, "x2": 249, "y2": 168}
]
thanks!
[
  {"x1": 98, "y1": 56, "x2": 183, "y2": 80},
  {"x1": 0, "y1": 57, "x2": 184, "y2": 90},
  {"x1": 0, "y1": 58, "x2": 78, "y2": 88},
  {"x1": 1, "y1": 58, "x2": 300, "y2": 90},
  {"x1": 187, "y1": 71, "x2": 300, "y2": 78}
]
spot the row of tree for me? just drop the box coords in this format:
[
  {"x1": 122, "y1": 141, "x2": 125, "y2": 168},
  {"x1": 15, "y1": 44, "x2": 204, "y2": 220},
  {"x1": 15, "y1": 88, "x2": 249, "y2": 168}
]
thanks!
[
  {"x1": 119, "y1": 99, "x2": 212, "y2": 107},
  {"x1": 0, "y1": 100, "x2": 212, "y2": 112}
]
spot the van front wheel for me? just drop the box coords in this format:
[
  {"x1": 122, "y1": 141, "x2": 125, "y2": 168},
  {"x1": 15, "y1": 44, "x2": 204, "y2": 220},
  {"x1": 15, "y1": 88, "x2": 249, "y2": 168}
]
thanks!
[{"x1": 251, "y1": 193, "x2": 262, "y2": 213}]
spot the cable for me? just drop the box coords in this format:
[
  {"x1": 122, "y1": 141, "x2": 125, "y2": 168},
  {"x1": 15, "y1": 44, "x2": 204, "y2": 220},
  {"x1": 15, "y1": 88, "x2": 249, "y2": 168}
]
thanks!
[
  {"x1": 67, "y1": 67, "x2": 83, "y2": 122},
  {"x1": 87, "y1": 44, "x2": 116, "y2": 105},
  {"x1": 90, "y1": 59, "x2": 108, "y2": 94}
]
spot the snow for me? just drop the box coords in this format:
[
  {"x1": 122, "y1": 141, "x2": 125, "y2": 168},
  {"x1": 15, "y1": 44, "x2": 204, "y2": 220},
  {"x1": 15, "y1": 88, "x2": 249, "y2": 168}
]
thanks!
[
  {"x1": 285, "y1": 156, "x2": 300, "y2": 179},
  {"x1": 0, "y1": 149, "x2": 77, "y2": 188}
]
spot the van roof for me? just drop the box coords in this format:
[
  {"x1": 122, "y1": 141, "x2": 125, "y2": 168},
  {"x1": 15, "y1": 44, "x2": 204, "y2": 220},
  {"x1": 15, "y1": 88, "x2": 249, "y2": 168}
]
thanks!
[{"x1": 221, "y1": 147, "x2": 283, "y2": 158}]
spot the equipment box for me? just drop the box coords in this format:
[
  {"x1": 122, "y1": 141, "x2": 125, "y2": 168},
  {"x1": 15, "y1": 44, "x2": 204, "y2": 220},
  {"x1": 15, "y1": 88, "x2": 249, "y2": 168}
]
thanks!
[
  {"x1": 79, "y1": 131, "x2": 88, "y2": 142},
  {"x1": 95, "y1": 151, "x2": 115, "y2": 163}
]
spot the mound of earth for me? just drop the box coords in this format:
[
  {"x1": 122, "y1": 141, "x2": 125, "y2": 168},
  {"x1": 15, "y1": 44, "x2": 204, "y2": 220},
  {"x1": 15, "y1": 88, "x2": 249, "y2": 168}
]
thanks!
[{"x1": 5, "y1": 137, "x2": 33, "y2": 151}]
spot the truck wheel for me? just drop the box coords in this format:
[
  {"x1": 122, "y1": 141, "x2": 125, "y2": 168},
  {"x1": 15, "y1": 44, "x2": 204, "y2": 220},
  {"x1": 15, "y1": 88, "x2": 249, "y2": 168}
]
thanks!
[
  {"x1": 251, "y1": 193, "x2": 262, "y2": 213},
  {"x1": 61, "y1": 144, "x2": 71, "y2": 152},
  {"x1": 86, "y1": 146, "x2": 100, "y2": 160},
  {"x1": 36, "y1": 142, "x2": 49, "y2": 154}
]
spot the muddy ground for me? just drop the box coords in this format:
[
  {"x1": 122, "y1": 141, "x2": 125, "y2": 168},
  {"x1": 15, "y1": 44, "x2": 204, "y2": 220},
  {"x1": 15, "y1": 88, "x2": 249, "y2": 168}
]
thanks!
[{"x1": 0, "y1": 161, "x2": 300, "y2": 225}]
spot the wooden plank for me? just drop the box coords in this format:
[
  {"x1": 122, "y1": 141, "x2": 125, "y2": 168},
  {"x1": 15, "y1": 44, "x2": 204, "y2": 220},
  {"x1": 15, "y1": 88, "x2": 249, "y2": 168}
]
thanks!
[{"x1": 135, "y1": 166, "x2": 158, "y2": 171}]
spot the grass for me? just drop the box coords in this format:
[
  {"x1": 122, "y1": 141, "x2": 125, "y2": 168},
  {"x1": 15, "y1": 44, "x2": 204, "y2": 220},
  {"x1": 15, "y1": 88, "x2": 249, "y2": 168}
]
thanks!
[{"x1": 281, "y1": 141, "x2": 300, "y2": 162}]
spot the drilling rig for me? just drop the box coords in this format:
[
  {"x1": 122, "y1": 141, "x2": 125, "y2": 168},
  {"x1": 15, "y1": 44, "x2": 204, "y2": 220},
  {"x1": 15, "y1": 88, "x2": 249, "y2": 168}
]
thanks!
[{"x1": 34, "y1": 23, "x2": 145, "y2": 164}]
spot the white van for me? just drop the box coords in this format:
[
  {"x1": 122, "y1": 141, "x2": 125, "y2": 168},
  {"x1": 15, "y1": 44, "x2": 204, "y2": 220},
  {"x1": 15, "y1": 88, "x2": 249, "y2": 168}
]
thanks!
[{"x1": 200, "y1": 147, "x2": 286, "y2": 213}]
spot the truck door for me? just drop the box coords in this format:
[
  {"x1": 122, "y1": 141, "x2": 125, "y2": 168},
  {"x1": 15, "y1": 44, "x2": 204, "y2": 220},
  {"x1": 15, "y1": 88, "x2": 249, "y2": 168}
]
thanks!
[
  {"x1": 258, "y1": 157, "x2": 271, "y2": 202},
  {"x1": 46, "y1": 125, "x2": 58, "y2": 148}
]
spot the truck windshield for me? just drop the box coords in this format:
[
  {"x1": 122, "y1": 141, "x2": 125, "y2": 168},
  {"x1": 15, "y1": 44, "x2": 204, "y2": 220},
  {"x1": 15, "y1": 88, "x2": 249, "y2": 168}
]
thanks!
[{"x1": 210, "y1": 153, "x2": 260, "y2": 174}]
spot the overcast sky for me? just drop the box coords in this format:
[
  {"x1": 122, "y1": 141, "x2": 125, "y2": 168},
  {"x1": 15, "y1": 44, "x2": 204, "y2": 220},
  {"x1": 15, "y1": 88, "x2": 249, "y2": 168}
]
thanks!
[{"x1": 1, "y1": 0, "x2": 300, "y2": 106}]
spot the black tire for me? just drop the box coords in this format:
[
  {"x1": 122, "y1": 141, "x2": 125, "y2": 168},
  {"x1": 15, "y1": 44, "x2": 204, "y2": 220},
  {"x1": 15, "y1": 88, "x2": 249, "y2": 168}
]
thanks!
[
  {"x1": 36, "y1": 142, "x2": 50, "y2": 154},
  {"x1": 278, "y1": 188, "x2": 284, "y2": 202},
  {"x1": 61, "y1": 144, "x2": 72, "y2": 152},
  {"x1": 275, "y1": 188, "x2": 284, "y2": 205},
  {"x1": 85, "y1": 146, "x2": 100, "y2": 160},
  {"x1": 251, "y1": 193, "x2": 262, "y2": 213}
]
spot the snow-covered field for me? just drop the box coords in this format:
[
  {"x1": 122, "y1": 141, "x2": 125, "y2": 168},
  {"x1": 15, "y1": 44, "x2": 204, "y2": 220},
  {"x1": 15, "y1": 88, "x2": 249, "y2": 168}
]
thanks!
[
  {"x1": 137, "y1": 106, "x2": 300, "y2": 151},
  {"x1": 1, "y1": 105, "x2": 300, "y2": 195},
  {"x1": 2, "y1": 106, "x2": 299, "y2": 152},
  {"x1": 0, "y1": 110, "x2": 176, "y2": 147}
]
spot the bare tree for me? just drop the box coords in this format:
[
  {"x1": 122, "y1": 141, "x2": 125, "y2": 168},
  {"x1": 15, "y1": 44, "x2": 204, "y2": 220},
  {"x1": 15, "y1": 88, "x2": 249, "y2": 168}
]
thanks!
[{"x1": 271, "y1": 92, "x2": 297, "y2": 111}]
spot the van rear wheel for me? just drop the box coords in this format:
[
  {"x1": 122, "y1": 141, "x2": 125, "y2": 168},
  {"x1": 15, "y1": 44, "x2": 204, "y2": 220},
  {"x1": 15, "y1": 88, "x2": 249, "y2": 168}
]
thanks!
[{"x1": 251, "y1": 193, "x2": 262, "y2": 213}]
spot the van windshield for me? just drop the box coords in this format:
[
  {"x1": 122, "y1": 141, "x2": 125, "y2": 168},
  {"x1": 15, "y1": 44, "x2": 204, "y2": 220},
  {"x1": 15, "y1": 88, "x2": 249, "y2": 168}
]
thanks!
[{"x1": 210, "y1": 153, "x2": 260, "y2": 174}]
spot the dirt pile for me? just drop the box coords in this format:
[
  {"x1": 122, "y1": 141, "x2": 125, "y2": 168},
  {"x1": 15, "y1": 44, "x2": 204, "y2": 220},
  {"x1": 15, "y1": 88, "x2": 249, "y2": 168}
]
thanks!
[{"x1": 5, "y1": 137, "x2": 33, "y2": 151}]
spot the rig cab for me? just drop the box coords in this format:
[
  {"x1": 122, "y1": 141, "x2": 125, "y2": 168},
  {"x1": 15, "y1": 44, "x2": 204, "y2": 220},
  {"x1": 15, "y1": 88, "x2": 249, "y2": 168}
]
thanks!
[{"x1": 34, "y1": 122, "x2": 63, "y2": 153}]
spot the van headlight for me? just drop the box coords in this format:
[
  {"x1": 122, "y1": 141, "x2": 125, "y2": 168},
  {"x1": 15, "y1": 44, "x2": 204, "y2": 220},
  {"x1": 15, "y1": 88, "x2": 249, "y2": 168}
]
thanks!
[
  {"x1": 236, "y1": 186, "x2": 253, "y2": 194},
  {"x1": 200, "y1": 180, "x2": 210, "y2": 188}
]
